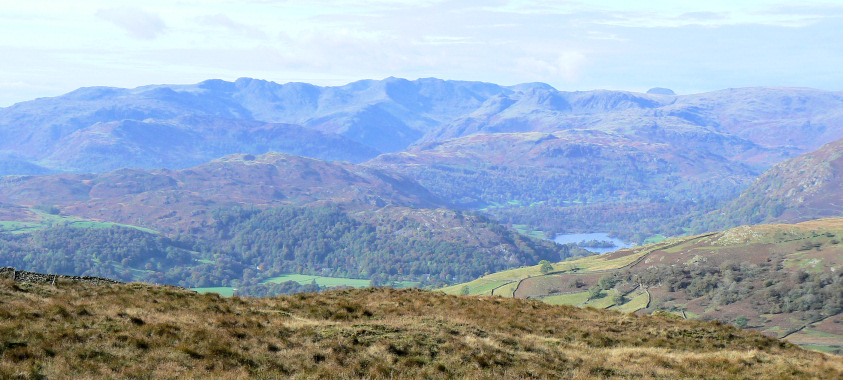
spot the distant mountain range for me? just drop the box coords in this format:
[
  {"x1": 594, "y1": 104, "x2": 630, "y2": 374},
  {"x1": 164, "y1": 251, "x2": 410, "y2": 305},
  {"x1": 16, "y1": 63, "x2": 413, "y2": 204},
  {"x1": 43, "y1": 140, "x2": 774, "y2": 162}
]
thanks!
[
  {"x1": 3, "y1": 77, "x2": 843, "y2": 274},
  {"x1": 2, "y1": 78, "x2": 842, "y2": 176},
  {"x1": 3, "y1": 78, "x2": 843, "y2": 239}
]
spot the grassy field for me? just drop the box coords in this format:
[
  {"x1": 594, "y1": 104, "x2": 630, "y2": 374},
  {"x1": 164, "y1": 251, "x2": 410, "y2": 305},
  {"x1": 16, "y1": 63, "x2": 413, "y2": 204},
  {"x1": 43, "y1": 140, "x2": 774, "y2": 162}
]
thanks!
[
  {"x1": 616, "y1": 290, "x2": 650, "y2": 313},
  {"x1": 441, "y1": 238, "x2": 669, "y2": 297},
  {"x1": 262, "y1": 274, "x2": 419, "y2": 289},
  {"x1": 582, "y1": 290, "x2": 619, "y2": 309},
  {"x1": 2, "y1": 279, "x2": 839, "y2": 379},
  {"x1": 0, "y1": 209, "x2": 157, "y2": 234},
  {"x1": 263, "y1": 274, "x2": 371, "y2": 288},
  {"x1": 512, "y1": 224, "x2": 547, "y2": 239},
  {"x1": 492, "y1": 281, "x2": 520, "y2": 297},
  {"x1": 541, "y1": 291, "x2": 589, "y2": 306},
  {"x1": 440, "y1": 279, "x2": 511, "y2": 295},
  {"x1": 192, "y1": 287, "x2": 236, "y2": 297},
  {"x1": 0, "y1": 221, "x2": 42, "y2": 234}
]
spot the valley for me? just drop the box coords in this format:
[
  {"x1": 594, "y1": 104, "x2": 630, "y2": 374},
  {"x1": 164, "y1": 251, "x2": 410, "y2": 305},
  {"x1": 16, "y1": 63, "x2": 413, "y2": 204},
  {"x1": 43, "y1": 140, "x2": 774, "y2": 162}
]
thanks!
[{"x1": 1, "y1": 77, "x2": 843, "y2": 360}]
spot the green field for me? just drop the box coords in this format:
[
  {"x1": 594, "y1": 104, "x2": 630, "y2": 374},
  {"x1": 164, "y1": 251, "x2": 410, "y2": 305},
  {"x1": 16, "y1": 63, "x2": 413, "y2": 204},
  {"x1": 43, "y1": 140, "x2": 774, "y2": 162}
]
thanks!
[
  {"x1": 541, "y1": 291, "x2": 589, "y2": 306},
  {"x1": 582, "y1": 290, "x2": 619, "y2": 309},
  {"x1": 615, "y1": 291, "x2": 650, "y2": 313},
  {"x1": 263, "y1": 274, "x2": 371, "y2": 288},
  {"x1": 512, "y1": 224, "x2": 547, "y2": 239},
  {"x1": 263, "y1": 274, "x2": 418, "y2": 289},
  {"x1": 492, "y1": 281, "x2": 520, "y2": 297},
  {"x1": 643, "y1": 234, "x2": 667, "y2": 244},
  {"x1": 0, "y1": 221, "x2": 42, "y2": 234},
  {"x1": 192, "y1": 287, "x2": 236, "y2": 297},
  {"x1": 441, "y1": 279, "x2": 512, "y2": 296},
  {"x1": 0, "y1": 209, "x2": 157, "y2": 234},
  {"x1": 801, "y1": 344, "x2": 843, "y2": 354}
]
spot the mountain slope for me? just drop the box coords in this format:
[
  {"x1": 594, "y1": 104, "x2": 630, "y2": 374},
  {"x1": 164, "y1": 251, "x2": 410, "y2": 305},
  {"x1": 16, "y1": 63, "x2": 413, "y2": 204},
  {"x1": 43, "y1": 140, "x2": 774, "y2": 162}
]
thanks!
[
  {"x1": 0, "y1": 77, "x2": 511, "y2": 159},
  {"x1": 0, "y1": 152, "x2": 444, "y2": 233},
  {"x1": 420, "y1": 86, "x2": 843, "y2": 168},
  {"x1": 447, "y1": 218, "x2": 843, "y2": 353},
  {"x1": 0, "y1": 153, "x2": 568, "y2": 287},
  {"x1": 39, "y1": 116, "x2": 380, "y2": 171},
  {"x1": 0, "y1": 279, "x2": 838, "y2": 379},
  {"x1": 367, "y1": 130, "x2": 757, "y2": 240},
  {"x1": 714, "y1": 136, "x2": 843, "y2": 227}
]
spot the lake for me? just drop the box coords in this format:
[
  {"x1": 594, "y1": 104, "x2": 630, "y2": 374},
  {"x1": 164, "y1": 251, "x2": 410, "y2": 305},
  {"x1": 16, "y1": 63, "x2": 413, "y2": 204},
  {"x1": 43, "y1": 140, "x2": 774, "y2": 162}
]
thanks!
[{"x1": 553, "y1": 232, "x2": 633, "y2": 254}]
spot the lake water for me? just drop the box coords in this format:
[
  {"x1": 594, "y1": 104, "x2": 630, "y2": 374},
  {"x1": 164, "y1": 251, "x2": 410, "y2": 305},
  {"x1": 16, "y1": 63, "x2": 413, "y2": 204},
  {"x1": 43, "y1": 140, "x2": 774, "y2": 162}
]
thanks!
[{"x1": 553, "y1": 232, "x2": 633, "y2": 254}]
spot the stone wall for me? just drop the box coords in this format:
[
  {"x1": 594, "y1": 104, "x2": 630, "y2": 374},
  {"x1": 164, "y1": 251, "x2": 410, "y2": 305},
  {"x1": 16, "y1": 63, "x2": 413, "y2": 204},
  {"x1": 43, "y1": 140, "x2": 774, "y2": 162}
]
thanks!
[{"x1": 0, "y1": 267, "x2": 122, "y2": 285}]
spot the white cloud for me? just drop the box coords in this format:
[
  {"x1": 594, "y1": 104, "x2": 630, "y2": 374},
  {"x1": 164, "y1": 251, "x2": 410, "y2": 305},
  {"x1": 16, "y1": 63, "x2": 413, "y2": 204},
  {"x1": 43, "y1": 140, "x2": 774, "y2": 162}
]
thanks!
[
  {"x1": 96, "y1": 7, "x2": 167, "y2": 40},
  {"x1": 197, "y1": 14, "x2": 267, "y2": 39},
  {"x1": 516, "y1": 52, "x2": 588, "y2": 82}
]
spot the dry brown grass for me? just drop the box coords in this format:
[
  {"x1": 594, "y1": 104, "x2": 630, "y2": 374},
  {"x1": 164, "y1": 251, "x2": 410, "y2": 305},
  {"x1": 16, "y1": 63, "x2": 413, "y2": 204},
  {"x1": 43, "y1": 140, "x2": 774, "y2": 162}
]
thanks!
[{"x1": 0, "y1": 278, "x2": 840, "y2": 379}]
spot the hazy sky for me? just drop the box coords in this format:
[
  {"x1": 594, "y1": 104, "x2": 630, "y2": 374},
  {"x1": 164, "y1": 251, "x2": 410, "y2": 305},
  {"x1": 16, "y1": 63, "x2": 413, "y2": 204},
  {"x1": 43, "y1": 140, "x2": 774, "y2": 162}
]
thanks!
[{"x1": 2, "y1": 0, "x2": 842, "y2": 106}]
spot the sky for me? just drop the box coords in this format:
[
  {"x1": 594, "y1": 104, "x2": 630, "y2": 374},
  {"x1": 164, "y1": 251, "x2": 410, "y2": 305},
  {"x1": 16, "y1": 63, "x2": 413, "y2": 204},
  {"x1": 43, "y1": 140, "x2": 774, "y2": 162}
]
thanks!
[{"x1": 1, "y1": 0, "x2": 843, "y2": 106}]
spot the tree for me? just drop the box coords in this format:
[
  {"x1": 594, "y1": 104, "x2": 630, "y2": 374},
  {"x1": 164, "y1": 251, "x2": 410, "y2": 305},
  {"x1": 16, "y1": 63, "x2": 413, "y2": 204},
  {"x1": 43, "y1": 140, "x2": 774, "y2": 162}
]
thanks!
[
  {"x1": 612, "y1": 293, "x2": 626, "y2": 305},
  {"x1": 734, "y1": 315, "x2": 748, "y2": 328},
  {"x1": 460, "y1": 285, "x2": 470, "y2": 295},
  {"x1": 539, "y1": 260, "x2": 553, "y2": 274},
  {"x1": 598, "y1": 275, "x2": 616, "y2": 290},
  {"x1": 587, "y1": 284, "x2": 602, "y2": 300}
]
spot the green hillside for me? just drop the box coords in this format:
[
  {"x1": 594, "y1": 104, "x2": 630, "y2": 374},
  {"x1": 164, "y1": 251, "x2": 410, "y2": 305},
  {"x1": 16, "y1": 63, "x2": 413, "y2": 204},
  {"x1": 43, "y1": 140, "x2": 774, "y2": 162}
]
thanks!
[{"x1": 445, "y1": 219, "x2": 843, "y2": 354}]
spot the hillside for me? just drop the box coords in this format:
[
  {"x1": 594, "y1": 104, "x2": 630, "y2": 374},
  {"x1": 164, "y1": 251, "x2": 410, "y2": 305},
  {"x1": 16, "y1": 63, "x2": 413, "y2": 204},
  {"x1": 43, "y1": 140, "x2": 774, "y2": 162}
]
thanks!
[
  {"x1": 0, "y1": 153, "x2": 567, "y2": 289},
  {"x1": 0, "y1": 152, "x2": 444, "y2": 233},
  {"x1": 445, "y1": 218, "x2": 843, "y2": 354},
  {"x1": 367, "y1": 130, "x2": 756, "y2": 241},
  {"x1": 39, "y1": 116, "x2": 380, "y2": 172},
  {"x1": 712, "y1": 136, "x2": 843, "y2": 228},
  {"x1": 0, "y1": 278, "x2": 839, "y2": 379}
]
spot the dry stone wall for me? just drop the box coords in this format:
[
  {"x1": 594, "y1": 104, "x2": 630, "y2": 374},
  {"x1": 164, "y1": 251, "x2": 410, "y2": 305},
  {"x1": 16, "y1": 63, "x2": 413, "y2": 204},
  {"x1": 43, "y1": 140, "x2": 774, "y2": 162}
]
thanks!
[{"x1": 0, "y1": 267, "x2": 122, "y2": 285}]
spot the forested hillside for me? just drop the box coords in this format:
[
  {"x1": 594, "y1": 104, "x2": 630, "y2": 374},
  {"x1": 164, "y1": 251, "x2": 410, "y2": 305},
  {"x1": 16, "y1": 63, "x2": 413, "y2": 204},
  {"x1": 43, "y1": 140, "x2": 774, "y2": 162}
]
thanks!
[
  {"x1": 0, "y1": 152, "x2": 570, "y2": 294},
  {"x1": 368, "y1": 130, "x2": 755, "y2": 241}
]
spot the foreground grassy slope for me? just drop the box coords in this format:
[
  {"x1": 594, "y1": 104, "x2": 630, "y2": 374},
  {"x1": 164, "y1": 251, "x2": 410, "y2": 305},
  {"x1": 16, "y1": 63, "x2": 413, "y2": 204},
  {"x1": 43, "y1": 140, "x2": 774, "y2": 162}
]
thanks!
[{"x1": 1, "y1": 279, "x2": 840, "y2": 379}]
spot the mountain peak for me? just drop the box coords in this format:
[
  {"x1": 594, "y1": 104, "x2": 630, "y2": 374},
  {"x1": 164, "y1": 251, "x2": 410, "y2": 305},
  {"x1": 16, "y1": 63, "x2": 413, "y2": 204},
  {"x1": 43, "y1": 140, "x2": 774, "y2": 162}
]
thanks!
[{"x1": 646, "y1": 87, "x2": 676, "y2": 95}]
